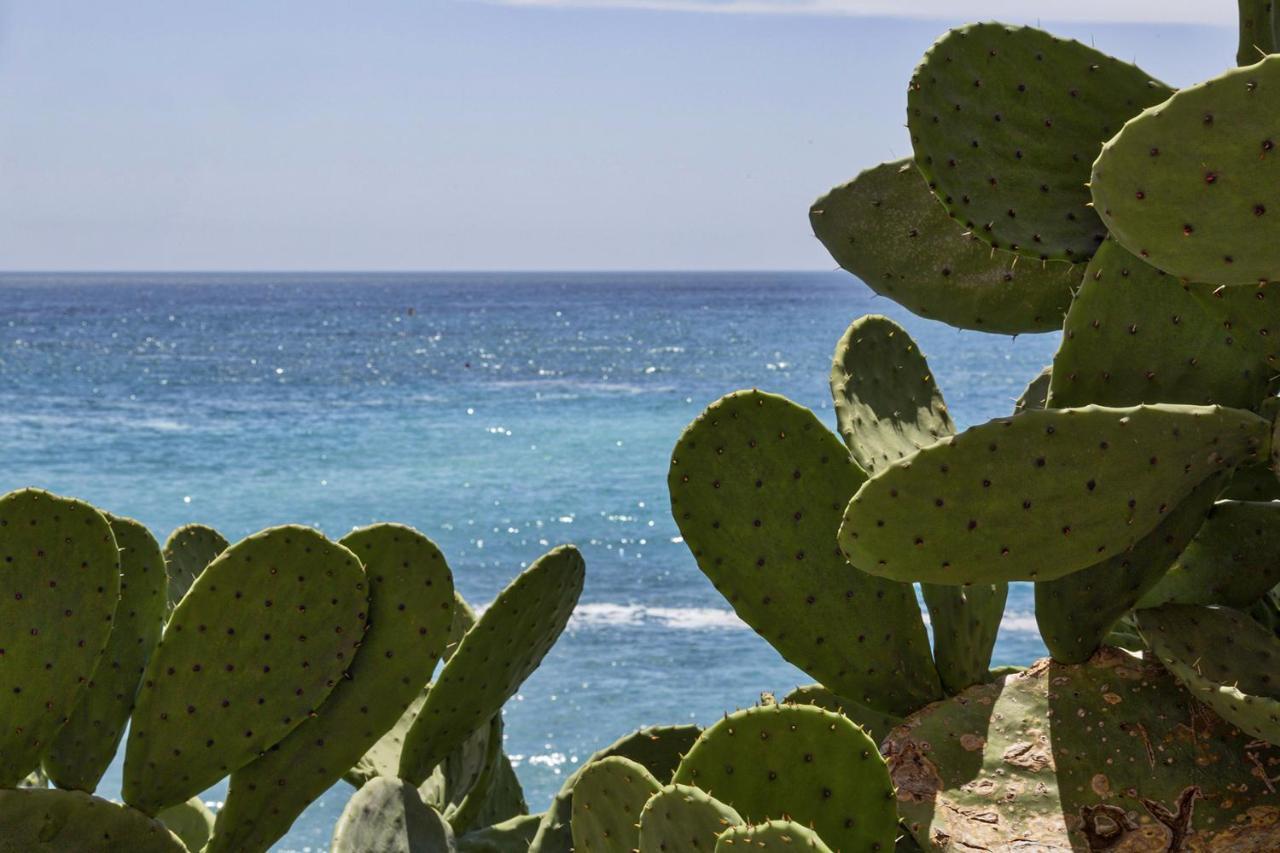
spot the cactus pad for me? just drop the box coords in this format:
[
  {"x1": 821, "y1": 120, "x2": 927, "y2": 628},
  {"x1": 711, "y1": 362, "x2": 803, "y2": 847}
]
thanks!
[
  {"x1": 571, "y1": 756, "x2": 661, "y2": 853},
  {"x1": 331, "y1": 776, "x2": 457, "y2": 853},
  {"x1": 162, "y1": 523, "x2": 228, "y2": 611},
  {"x1": 672, "y1": 704, "x2": 897, "y2": 853},
  {"x1": 157, "y1": 797, "x2": 215, "y2": 853},
  {"x1": 780, "y1": 684, "x2": 901, "y2": 745},
  {"x1": 458, "y1": 814, "x2": 542, "y2": 852},
  {"x1": 1092, "y1": 56, "x2": 1280, "y2": 286},
  {"x1": 0, "y1": 488, "x2": 120, "y2": 787},
  {"x1": 123, "y1": 525, "x2": 368, "y2": 814},
  {"x1": 208, "y1": 523, "x2": 455, "y2": 853},
  {"x1": 670, "y1": 390, "x2": 940, "y2": 715},
  {"x1": 1139, "y1": 500, "x2": 1280, "y2": 608},
  {"x1": 714, "y1": 820, "x2": 834, "y2": 853},
  {"x1": 638, "y1": 784, "x2": 742, "y2": 853},
  {"x1": 1138, "y1": 603, "x2": 1280, "y2": 746},
  {"x1": 908, "y1": 23, "x2": 1171, "y2": 261},
  {"x1": 1014, "y1": 366, "x2": 1051, "y2": 413},
  {"x1": 1048, "y1": 240, "x2": 1280, "y2": 410},
  {"x1": 1239, "y1": 0, "x2": 1277, "y2": 65},
  {"x1": 398, "y1": 545, "x2": 584, "y2": 784},
  {"x1": 43, "y1": 513, "x2": 168, "y2": 792},
  {"x1": 884, "y1": 647, "x2": 1280, "y2": 848},
  {"x1": 840, "y1": 404, "x2": 1269, "y2": 585},
  {"x1": 922, "y1": 582, "x2": 1007, "y2": 693},
  {"x1": 530, "y1": 724, "x2": 701, "y2": 853},
  {"x1": 0, "y1": 787, "x2": 185, "y2": 852},
  {"x1": 810, "y1": 160, "x2": 1077, "y2": 333},
  {"x1": 1034, "y1": 474, "x2": 1224, "y2": 664}
]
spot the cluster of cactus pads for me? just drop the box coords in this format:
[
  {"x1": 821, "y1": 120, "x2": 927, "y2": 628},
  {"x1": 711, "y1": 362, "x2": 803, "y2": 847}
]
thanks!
[{"x1": 0, "y1": 485, "x2": 586, "y2": 851}]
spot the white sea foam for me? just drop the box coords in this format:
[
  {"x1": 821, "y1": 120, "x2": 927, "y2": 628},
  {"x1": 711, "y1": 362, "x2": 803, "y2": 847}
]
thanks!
[{"x1": 562, "y1": 603, "x2": 1042, "y2": 634}]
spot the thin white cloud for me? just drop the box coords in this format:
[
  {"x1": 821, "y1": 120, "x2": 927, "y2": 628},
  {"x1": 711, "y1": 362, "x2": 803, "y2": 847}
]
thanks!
[{"x1": 484, "y1": 0, "x2": 1226, "y2": 26}]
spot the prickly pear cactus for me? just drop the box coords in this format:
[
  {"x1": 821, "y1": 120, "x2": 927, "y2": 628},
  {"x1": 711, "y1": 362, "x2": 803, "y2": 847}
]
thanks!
[
  {"x1": 162, "y1": 522, "x2": 228, "y2": 611},
  {"x1": 331, "y1": 776, "x2": 457, "y2": 853},
  {"x1": 458, "y1": 814, "x2": 543, "y2": 853},
  {"x1": 907, "y1": 23, "x2": 1171, "y2": 261},
  {"x1": 1092, "y1": 56, "x2": 1280, "y2": 286},
  {"x1": 0, "y1": 488, "x2": 120, "y2": 787},
  {"x1": 638, "y1": 784, "x2": 742, "y2": 853},
  {"x1": 123, "y1": 525, "x2": 369, "y2": 814},
  {"x1": 840, "y1": 404, "x2": 1269, "y2": 585},
  {"x1": 207, "y1": 524, "x2": 455, "y2": 853},
  {"x1": 669, "y1": 390, "x2": 941, "y2": 716},
  {"x1": 530, "y1": 724, "x2": 702, "y2": 853},
  {"x1": 0, "y1": 787, "x2": 186, "y2": 852},
  {"x1": 157, "y1": 796, "x2": 215, "y2": 853},
  {"x1": 781, "y1": 684, "x2": 901, "y2": 745},
  {"x1": 399, "y1": 545, "x2": 584, "y2": 784},
  {"x1": 1137, "y1": 603, "x2": 1280, "y2": 746},
  {"x1": 1238, "y1": 0, "x2": 1277, "y2": 64},
  {"x1": 884, "y1": 648, "x2": 1280, "y2": 848},
  {"x1": 810, "y1": 160, "x2": 1078, "y2": 334},
  {"x1": 570, "y1": 756, "x2": 661, "y2": 853},
  {"x1": 672, "y1": 704, "x2": 898, "y2": 852},
  {"x1": 714, "y1": 820, "x2": 834, "y2": 853},
  {"x1": 43, "y1": 513, "x2": 168, "y2": 792}
]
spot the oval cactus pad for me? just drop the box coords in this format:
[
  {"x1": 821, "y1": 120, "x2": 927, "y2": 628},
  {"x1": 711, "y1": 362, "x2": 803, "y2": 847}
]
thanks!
[
  {"x1": 571, "y1": 756, "x2": 661, "y2": 853},
  {"x1": 162, "y1": 523, "x2": 228, "y2": 611}
]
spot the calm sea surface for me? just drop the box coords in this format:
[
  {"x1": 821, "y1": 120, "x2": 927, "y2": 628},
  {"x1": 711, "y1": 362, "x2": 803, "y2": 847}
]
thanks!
[{"x1": 0, "y1": 271, "x2": 1057, "y2": 850}]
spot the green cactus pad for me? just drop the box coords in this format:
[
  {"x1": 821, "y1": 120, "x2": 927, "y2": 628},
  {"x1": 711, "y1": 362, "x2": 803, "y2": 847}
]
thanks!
[
  {"x1": 0, "y1": 488, "x2": 120, "y2": 787},
  {"x1": 208, "y1": 524, "x2": 455, "y2": 853},
  {"x1": 714, "y1": 820, "x2": 834, "y2": 853},
  {"x1": 1034, "y1": 473, "x2": 1224, "y2": 664},
  {"x1": 571, "y1": 756, "x2": 661, "y2": 853},
  {"x1": 1093, "y1": 56, "x2": 1280, "y2": 286},
  {"x1": 469, "y1": 752, "x2": 527, "y2": 831},
  {"x1": 1048, "y1": 240, "x2": 1280, "y2": 411},
  {"x1": 440, "y1": 715, "x2": 506, "y2": 834},
  {"x1": 458, "y1": 814, "x2": 542, "y2": 852},
  {"x1": 908, "y1": 23, "x2": 1171, "y2": 261},
  {"x1": 1239, "y1": 0, "x2": 1277, "y2": 64},
  {"x1": 810, "y1": 160, "x2": 1078, "y2": 334},
  {"x1": 162, "y1": 523, "x2": 228, "y2": 611},
  {"x1": 922, "y1": 582, "x2": 1007, "y2": 694},
  {"x1": 1139, "y1": 500, "x2": 1280, "y2": 608},
  {"x1": 670, "y1": 390, "x2": 941, "y2": 715},
  {"x1": 43, "y1": 514, "x2": 168, "y2": 792},
  {"x1": 829, "y1": 315, "x2": 955, "y2": 475},
  {"x1": 331, "y1": 776, "x2": 457, "y2": 853},
  {"x1": 638, "y1": 783, "x2": 742, "y2": 853},
  {"x1": 840, "y1": 404, "x2": 1269, "y2": 585},
  {"x1": 885, "y1": 647, "x2": 1280, "y2": 848},
  {"x1": 780, "y1": 684, "x2": 902, "y2": 745},
  {"x1": 157, "y1": 797, "x2": 215, "y2": 853},
  {"x1": 0, "y1": 787, "x2": 186, "y2": 852},
  {"x1": 123, "y1": 525, "x2": 368, "y2": 814},
  {"x1": 399, "y1": 545, "x2": 584, "y2": 784},
  {"x1": 530, "y1": 724, "x2": 701, "y2": 853},
  {"x1": 1014, "y1": 366, "x2": 1051, "y2": 413},
  {"x1": 672, "y1": 704, "x2": 897, "y2": 853},
  {"x1": 1138, "y1": 603, "x2": 1280, "y2": 745}
]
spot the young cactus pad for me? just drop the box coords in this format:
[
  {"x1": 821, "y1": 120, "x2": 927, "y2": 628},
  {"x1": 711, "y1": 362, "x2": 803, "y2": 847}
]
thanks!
[
  {"x1": 122, "y1": 525, "x2": 368, "y2": 814},
  {"x1": 0, "y1": 488, "x2": 120, "y2": 787},
  {"x1": 810, "y1": 160, "x2": 1077, "y2": 334},
  {"x1": 330, "y1": 776, "x2": 457, "y2": 853},
  {"x1": 714, "y1": 820, "x2": 835, "y2": 853},
  {"x1": 570, "y1": 756, "x2": 661, "y2": 853},
  {"x1": 884, "y1": 648, "x2": 1280, "y2": 848},
  {"x1": 839, "y1": 404, "x2": 1270, "y2": 585},
  {"x1": 207, "y1": 524, "x2": 456, "y2": 853},
  {"x1": 0, "y1": 787, "x2": 186, "y2": 852},
  {"x1": 907, "y1": 23, "x2": 1171, "y2": 260},
  {"x1": 672, "y1": 704, "x2": 897, "y2": 853},
  {"x1": 637, "y1": 784, "x2": 743, "y2": 853},
  {"x1": 157, "y1": 797, "x2": 215, "y2": 853},
  {"x1": 162, "y1": 523, "x2": 228, "y2": 611},
  {"x1": 669, "y1": 390, "x2": 941, "y2": 716},
  {"x1": 1091, "y1": 55, "x2": 1280, "y2": 286},
  {"x1": 43, "y1": 513, "x2": 168, "y2": 792},
  {"x1": 398, "y1": 544, "x2": 584, "y2": 784},
  {"x1": 1048, "y1": 240, "x2": 1280, "y2": 411},
  {"x1": 1137, "y1": 603, "x2": 1280, "y2": 746}
]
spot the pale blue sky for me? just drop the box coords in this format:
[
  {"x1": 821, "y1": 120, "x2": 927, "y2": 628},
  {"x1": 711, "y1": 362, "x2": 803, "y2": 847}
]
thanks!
[{"x1": 0, "y1": 1, "x2": 1235, "y2": 270}]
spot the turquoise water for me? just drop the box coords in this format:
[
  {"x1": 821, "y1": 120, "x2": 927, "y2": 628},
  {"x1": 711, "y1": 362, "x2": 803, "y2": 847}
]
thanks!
[{"x1": 1, "y1": 271, "x2": 1056, "y2": 850}]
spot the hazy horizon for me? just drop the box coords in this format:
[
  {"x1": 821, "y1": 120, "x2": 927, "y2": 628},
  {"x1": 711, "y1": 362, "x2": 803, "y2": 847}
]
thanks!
[{"x1": 0, "y1": 1, "x2": 1237, "y2": 272}]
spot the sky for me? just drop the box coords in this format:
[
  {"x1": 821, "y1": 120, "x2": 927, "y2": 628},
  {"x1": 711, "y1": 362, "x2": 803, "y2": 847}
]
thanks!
[{"x1": 0, "y1": 1, "x2": 1239, "y2": 271}]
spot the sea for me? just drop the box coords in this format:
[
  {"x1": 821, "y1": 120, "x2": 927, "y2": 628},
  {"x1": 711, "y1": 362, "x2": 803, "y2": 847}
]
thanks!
[{"x1": 0, "y1": 271, "x2": 1058, "y2": 850}]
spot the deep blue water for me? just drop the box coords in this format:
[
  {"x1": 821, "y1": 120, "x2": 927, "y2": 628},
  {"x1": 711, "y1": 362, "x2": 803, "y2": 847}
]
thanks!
[{"x1": 0, "y1": 272, "x2": 1057, "y2": 851}]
